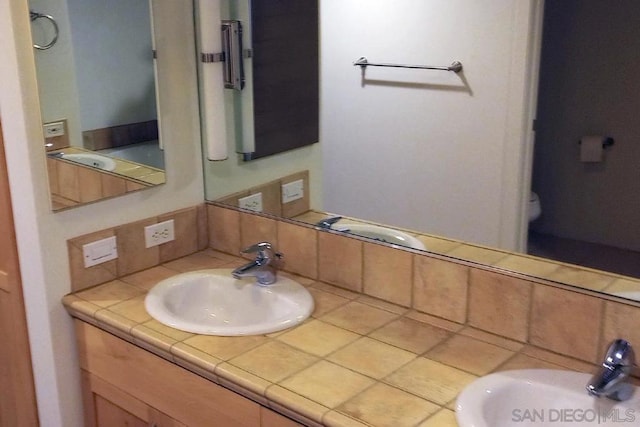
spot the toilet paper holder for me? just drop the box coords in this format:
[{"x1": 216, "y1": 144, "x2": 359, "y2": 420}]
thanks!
[{"x1": 578, "y1": 137, "x2": 614, "y2": 148}]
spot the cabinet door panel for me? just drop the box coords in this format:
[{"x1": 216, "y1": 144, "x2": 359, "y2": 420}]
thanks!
[{"x1": 95, "y1": 395, "x2": 147, "y2": 427}]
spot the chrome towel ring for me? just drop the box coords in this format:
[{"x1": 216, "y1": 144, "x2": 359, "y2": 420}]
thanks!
[{"x1": 30, "y1": 10, "x2": 59, "y2": 50}]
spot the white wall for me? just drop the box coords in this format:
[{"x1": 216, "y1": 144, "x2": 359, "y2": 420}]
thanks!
[
  {"x1": 0, "y1": 1, "x2": 203, "y2": 426},
  {"x1": 321, "y1": 0, "x2": 539, "y2": 249},
  {"x1": 67, "y1": 0, "x2": 157, "y2": 131},
  {"x1": 532, "y1": 0, "x2": 640, "y2": 251}
]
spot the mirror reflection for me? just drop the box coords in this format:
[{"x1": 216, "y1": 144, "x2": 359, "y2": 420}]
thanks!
[
  {"x1": 31, "y1": 0, "x2": 165, "y2": 211},
  {"x1": 206, "y1": 0, "x2": 640, "y2": 301}
]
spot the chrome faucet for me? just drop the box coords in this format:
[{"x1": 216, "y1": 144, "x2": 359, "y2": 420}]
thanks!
[
  {"x1": 231, "y1": 242, "x2": 282, "y2": 285},
  {"x1": 315, "y1": 215, "x2": 343, "y2": 230},
  {"x1": 587, "y1": 339, "x2": 636, "y2": 401}
]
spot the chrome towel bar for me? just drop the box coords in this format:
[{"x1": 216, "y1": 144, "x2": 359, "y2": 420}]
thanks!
[{"x1": 353, "y1": 56, "x2": 463, "y2": 73}]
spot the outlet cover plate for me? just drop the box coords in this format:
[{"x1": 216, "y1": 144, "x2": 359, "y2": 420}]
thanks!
[
  {"x1": 43, "y1": 121, "x2": 65, "y2": 138},
  {"x1": 239, "y1": 193, "x2": 263, "y2": 212},
  {"x1": 83, "y1": 236, "x2": 118, "y2": 268},
  {"x1": 144, "y1": 219, "x2": 175, "y2": 248},
  {"x1": 282, "y1": 179, "x2": 304, "y2": 203}
]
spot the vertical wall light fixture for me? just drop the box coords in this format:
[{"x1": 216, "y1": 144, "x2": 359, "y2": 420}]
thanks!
[{"x1": 198, "y1": 0, "x2": 245, "y2": 161}]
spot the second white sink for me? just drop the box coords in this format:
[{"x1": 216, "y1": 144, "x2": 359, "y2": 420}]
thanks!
[
  {"x1": 336, "y1": 223, "x2": 426, "y2": 250},
  {"x1": 145, "y1": 269, "x2": 314, "y2": 336},
  {"x1": 456, "y1": 369, "x2": 640, "y2": 427}
]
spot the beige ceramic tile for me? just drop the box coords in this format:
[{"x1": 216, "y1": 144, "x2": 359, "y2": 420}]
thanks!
[
  {"x1": 239, "y1": 212, "x2": 278, "y2": 251},
  {"x1": 322, "y1": 411, "x2": 369, "y2": 427},
  {"x1": 94, "y1": 310, "x2": 138, "y2": 334},
  {"x1": 530, "y1": 285, "x2": 603, "y2": 363},
  {"x1": 318, "y1": 232, "x2": 363, "y2": 292},
  {"x1": 405, "y1": 311, "x2": 465, "y2": 333},
  {"x1": 310, "y1": 282, "x2": 360, "y2": 300},
  {"x1": 130, "y1": 323, "x2": 180, "y2": 354},
  {"x1": 207, "y1": 204, "x2": 241, "y2": 254},
  {"x1": 338, "y1": 383, "x2": 440, "y2": 427},
  {"x1": 280, "y1": 171, "x2": 310, "y2": 219},
  {"x1": 320, "y1": 301, "x2": 398, "y2": 335},
  {"x1": 276, "y1": 320, "x2": 359, "y2": 357},
  {"x1": 158, "y1": 207, "x2": 199, "y2": 263},
  {"x1": 266, "y1": 385, "x2": 330, "y2": 425},
  {"x1": 356, "y1": 295, "x2": 407, "y2": 315},
  {"x1": 494, "y1": 353, "x2": 564, "y2": 371},
  {"x1": 75, "y1": 280, "x2": 143, "y2": 308},
  {"x1": 280, "y1": 361, "x2": 375, "y2": 408},
  {"x1": 277, "y1": 221, "x2": 318, "y2": 279},
  {"x1": 249, "y1": 182, "x2": 281, "y2": 217},
  {"x1": 182, "y1": 333, "x2": 268, "y2": 361},
  {"x1": 119, "y1": 265, "x2": 179, "y2": 291},
  {"x1": 161, "y1": 251, "x2": 234, "y2": 272},
  {"x1": 67, "y1": 229, "x2": 118, "y2": 292},
  {"x1": 328, "y1": 337, "x2": 416, "y2": 379},
  {"x1": 115, "y1": 218, "x2": 160, "y2": 276},
  {"x1": 215, "y1": 363, "x2": 272, "y2": 398},
  {"x1": 369, "y1": 317, "x2": 451, "y2": 354},
  {"x1": 171, "y1": 342, "x2": 222, "y2": 373},
  {"x1": 363, "y1": 243, "x2": 413, "y2": 307},
  {"x1": 385, "y1": 358, "x2": 477, "y2": 405},
  {"x1": 230, "y1": 341, "x2": 318, "y2": 383},
  {"x1": 426, "y1": 335, "x2": 515, "y2": 376},
  {"x1": 545, "y1": 265, "x2": 615, "y2": 291},
  {"x1": 519, "y1": 346, "x2": 595, "y2": 373},
  {"x1": 603, "y1": 278, "x2": 640, "y2": 295},
  {"x1": 413, "y1": 255, "x2": 469, "y2": 323},
  {"x1": 140, "y1": 318, "x2": 195, "y2": 342},
  {"x1": 603, "y1": 301, "x2": 640, "y2": 352},
  {"x1": 494, "y1": 254, "x2": 560, "y2": 277},
  {"x1": 458, "y1": 327, "x2": 524, "y2": 352},
  {"x1": 415, "y1": 235, "x2": 461, "y2": 255},
  {"x1": 195, "y1": 204, "x2": 209, "y2": 250},
  {"x1": 61, "y1": 295, "x2": 102, "y2": 318},
  {"x1": 446, "y1": 244, "x2": 508, "y2": 265},
  {"x1": 77, "y1": 167, "x2": 103, "y2": 203},
  {"x1": 307, "y1": 288, "x2": 351, "y2": 318},
  {"x1": 418, "y1": 409, "x2": 458, "y2": 427},
  {"x1": 106, "y1": 294, "x2": 151, "y2": 324},
  {"x1": 468, "y1": 269, "x2": 531, "y2": 342}
]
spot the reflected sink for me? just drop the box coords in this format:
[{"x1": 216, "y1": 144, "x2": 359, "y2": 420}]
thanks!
[
  {"x1": 144, "y1": 269, "x2": 314, "y2": 336},
  {"x1": 335, "y1": 223, "x2": 426, "y2": 250},
  {"x1": 61, "y1": 153, "x2": 117, "y2": 171},
  {"x1": 456, "y1": 369, "x2": 640, "y2": 427}
]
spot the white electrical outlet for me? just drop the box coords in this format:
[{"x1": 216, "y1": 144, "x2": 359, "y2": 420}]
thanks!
[
  {"x1": 239, "y1": 192, "x2": 263, "y2": 212},
  {"x1": 144, "y1": 219, "x2": 175, "y2": 248},
  {"x1": 83, "y1": 236, "x2": 118, "y2": 268},
  {"x1": 282, "y1": 179, "x2": 304, "y2": 203},
  {"x1": 43, "y1": 121, "x2": 65, "y2": 138}
]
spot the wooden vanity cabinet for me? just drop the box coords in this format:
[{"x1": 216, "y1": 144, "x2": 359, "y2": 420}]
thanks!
[{"x1": 75, "y1": 320, "x2": 301, "y2": 427}]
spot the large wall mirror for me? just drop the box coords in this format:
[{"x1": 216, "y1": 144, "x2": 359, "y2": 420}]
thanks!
[
  {"x1": 30, "y1": 0, "x2": 165, "y2": 211},
  {"x1": 205, "y1": 0, "x2": 640, "y2": 303}
]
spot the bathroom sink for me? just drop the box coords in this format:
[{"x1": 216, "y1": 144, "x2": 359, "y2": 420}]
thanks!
[
  {"x1": 456, "y1": 369, "x2": 640, "y2": 427},
  {"x1": 144, "y1": 269, "x2": 314, "y2": 336},
  {"x1": 61, "y1": 153, "x2": 117, "y2": 171},
  {"x1": 335, "y1": 223, "x2": 426, "y2": 250}
]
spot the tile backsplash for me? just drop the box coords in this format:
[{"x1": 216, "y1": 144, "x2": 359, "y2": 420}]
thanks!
[{"x1": 67, "y1": 202, "x2": 640, "y2": 368}]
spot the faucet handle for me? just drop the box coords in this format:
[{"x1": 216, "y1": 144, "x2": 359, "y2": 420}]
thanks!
[
  {"x1": 603, "y1": 339, "x2": 635, "y2": 368},
  {"x1": 241, "y1": 242, "x2": 283, "y2": 263}
]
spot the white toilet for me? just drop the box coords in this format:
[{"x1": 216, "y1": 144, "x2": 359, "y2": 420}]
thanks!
[{"x1": 529, "y1": 192, "x2": 541, "y2": 222}]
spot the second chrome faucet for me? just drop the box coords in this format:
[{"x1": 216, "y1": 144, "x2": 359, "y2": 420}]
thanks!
[{"x1": 231, "y1": 242, "x2": 283, "y2": 285}]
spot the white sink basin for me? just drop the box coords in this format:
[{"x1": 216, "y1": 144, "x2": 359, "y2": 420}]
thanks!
[
  {"x1": 144, "y1": 269, "x2": 313, "y2": 336},
  {"x1": 61, "y1": 153, "x2": 117, "y2": 171},
  {"x1": 335, "y1": 223, "x2": 426, "y2": 250},
  {"x1": 456, "y1": 369, "x2": 640, "y2": 427}
]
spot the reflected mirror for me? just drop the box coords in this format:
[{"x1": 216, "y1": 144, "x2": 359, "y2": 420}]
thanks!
[
  {"x1": 30, "y1": 0, "x2": 165, "y2": 211},
  {"x1": 205, "y1": 0, "x2": 640, "y2": 302}
]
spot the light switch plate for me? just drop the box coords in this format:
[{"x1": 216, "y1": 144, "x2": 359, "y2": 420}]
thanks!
[
  {"x1": 82, "y1": 236, "x2": 117, "y2": 268},
  {"x1": 282, "y1": 179, "x2": 304, "y2": 203}
]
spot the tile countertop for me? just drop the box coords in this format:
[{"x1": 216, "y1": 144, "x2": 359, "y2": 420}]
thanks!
[{"x1": 62, "y1": 249, "x2": 596, "y2": 427}]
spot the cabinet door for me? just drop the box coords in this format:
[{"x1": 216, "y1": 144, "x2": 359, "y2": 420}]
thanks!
[{"x1": 94, "y1": 394, "x2": 147, "y2": 427}]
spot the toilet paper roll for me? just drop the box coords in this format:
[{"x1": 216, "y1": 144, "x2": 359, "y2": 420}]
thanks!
[{"x1": 580, "y1": 135, "x2": 604, "y2": 163}]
